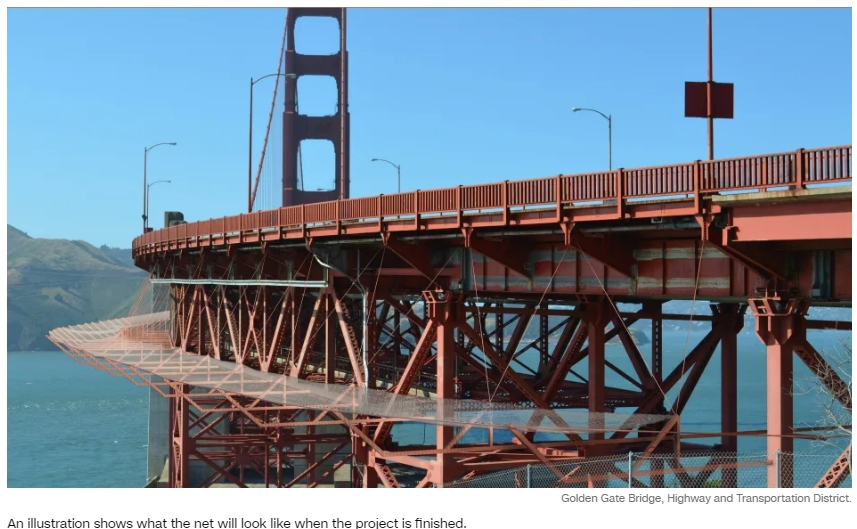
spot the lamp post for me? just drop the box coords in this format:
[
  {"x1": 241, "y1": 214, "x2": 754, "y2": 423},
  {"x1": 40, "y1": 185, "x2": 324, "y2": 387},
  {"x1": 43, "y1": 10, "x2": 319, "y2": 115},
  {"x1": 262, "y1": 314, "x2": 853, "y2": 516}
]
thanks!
[
  {"x1": 572, "y1": 107, "x2": 612, "y2": 171},
  {"x1": 370, "y1": 158, "x2": 401, "y2": 193},
  {"x1": 146, "y1": 180, "x2": 172, "y2": 229},
  {"x1": 143, "y1": 142, "x2": 177, "y2": 231},
  {"x1": 707, "y1": 7, "x2": 714, "y2": 161},
  {"x1": 249, "y1": 72, "x2": 297, "y2": 212}
]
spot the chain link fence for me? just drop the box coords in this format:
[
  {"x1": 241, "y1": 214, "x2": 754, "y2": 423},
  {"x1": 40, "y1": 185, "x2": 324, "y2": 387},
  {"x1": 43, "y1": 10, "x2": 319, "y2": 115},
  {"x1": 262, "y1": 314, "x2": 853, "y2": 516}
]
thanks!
[
  {"x1": 443, "y1": 467, "x2": 527, "y2": 488},
  {"x1": 778, "y1": 451, "x2": 852, "y2": 488},
  {"x1": 629, "y1": 451, "x2": 770, "y2": 488},
  {"x1": 444, "y1": 451, "x2": 851, "y2": 488}
]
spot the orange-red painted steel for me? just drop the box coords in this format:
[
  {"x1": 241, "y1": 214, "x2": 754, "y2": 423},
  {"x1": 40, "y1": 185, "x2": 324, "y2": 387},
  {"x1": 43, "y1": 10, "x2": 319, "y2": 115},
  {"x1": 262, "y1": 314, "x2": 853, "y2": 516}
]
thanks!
[
  {"x1": 133, "y1": 145, "x2": 851, "y2": 256},
  {"x1": 282, "y1": 8, "x2": 349, "y2": 207},
  {"x1": 72, "y1": 145, "x2": 854, "y2": 488}
]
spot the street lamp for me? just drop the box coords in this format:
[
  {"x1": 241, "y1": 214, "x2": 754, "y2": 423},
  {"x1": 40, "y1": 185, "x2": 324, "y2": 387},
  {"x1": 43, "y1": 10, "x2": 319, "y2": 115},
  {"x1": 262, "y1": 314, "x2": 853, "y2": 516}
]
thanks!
[
  {"x1": 146, "y1": 180, "x2": 172, "y2": 229},
  {"x1": 249, "y1": 72, "x2": 297, "y2": 212},
  {"x1": 143, "y1": 142, "x2": 177, "y2": 231},
  {"x1": 572, "y1": 107, "x2": 612, "y2": 171},
  {"x1": 370, "y1": 158, "x2": 401, "y2": 193}
]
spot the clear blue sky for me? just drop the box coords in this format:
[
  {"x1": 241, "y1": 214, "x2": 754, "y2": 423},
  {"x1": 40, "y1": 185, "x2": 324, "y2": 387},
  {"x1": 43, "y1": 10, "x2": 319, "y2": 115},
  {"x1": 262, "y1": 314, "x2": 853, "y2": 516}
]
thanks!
[{"x1": 6, "y1": 7, "x2": 852, "y2": 248}]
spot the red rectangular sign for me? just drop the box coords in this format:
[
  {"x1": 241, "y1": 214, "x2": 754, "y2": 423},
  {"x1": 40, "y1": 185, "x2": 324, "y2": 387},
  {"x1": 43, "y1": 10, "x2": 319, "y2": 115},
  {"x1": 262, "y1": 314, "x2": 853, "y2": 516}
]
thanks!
[{"x1": 685, "y1": 81, "x2": 734, "y2": 119}]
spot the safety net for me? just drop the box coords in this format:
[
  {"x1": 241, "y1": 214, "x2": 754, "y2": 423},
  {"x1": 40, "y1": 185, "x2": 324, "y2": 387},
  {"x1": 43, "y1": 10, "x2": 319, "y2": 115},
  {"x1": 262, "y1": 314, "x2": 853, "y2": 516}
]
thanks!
[{"x1": 48, "y1": 310, "x2": 670, "y2": 435}]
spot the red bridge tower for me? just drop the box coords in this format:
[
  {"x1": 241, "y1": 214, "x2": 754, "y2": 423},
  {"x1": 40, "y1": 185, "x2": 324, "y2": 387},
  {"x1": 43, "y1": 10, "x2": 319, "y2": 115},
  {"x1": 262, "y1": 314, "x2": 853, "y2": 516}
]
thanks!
[{"x1": 283, "y1": 7, "x2": 350, "y2": 206}]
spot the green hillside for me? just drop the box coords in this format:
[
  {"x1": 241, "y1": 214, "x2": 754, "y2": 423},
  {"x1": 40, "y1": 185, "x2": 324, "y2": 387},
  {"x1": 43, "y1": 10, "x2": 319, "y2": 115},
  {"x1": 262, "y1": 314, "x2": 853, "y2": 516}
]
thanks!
[{"x1": 7, "y1": 225, "x2": 147, "y2": 351}]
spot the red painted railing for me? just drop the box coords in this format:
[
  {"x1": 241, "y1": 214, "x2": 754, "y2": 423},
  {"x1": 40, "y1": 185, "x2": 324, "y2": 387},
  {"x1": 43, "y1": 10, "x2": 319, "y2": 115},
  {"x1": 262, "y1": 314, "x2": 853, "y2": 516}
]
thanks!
[{"x1": 133, "y1": 145, "x2": 851, "y2": 255}]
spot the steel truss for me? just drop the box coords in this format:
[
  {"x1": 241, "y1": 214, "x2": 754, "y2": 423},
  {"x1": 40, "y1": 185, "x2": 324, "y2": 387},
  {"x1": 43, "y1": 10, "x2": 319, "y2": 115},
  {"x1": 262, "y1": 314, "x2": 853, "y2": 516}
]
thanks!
[
  {"x1": 49, "y1": 268, "x2": 851, "y2": 488},
  {"x1": 47, "y1": 233, "x2": 852, "y2": 490},
  {"x1": 145, "y1": 263, "x2": 847, "y2": 488},
  {"x1": 166, "y1": 385, "x2": 352, "y2": 488}
]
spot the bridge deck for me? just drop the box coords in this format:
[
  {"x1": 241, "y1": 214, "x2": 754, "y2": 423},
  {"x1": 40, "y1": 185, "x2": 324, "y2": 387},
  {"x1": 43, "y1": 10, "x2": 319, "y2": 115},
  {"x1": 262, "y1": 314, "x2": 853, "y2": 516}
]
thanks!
[{"x1": 133, "y1": 145, "x2": 851, "y2": 256}]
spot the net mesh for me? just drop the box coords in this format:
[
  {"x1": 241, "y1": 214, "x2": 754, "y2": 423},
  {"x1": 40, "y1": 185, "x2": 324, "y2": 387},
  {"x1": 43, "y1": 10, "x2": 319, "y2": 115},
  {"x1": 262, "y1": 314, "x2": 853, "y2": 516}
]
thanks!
[{"x1": 48, "y1": 302, "x2": 670, "y2": 435}]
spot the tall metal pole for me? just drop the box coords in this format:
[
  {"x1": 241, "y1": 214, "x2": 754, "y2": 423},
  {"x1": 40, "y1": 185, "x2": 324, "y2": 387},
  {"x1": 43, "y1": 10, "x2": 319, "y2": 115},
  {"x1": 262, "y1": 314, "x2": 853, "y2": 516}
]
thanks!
[
  {"x1": 608, "y1": 115, "x2": 613, "y2": 171},
  {"x1": 142, "y1": 142, "x2": 176, "y2": 231},
  {"x1": 707, "y1": 7, "x2": 714, "y2": 161},
  {"x1": 248, "y1": 77, "x2": 254, "y2": 213},
  {"x1": 143, "y1": 148, "x2": 148, "y2": 231}
]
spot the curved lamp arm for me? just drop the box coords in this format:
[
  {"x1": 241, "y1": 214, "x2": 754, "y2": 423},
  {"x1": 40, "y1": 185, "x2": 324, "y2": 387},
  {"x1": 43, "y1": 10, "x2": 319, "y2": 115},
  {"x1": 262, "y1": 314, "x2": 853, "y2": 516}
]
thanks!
[
  {"x1": 146, "y1": 142, "x2": 177, "y2": 153},
  {"x1": 371, "y1": 157, "x2": 400, "y2": 171},
  {"x1": 148, "y1": 179, "x2": 172, "y2": 189},
  {"x1": 371, "y1": 158, "x2": 402, "y2": 193},
  {"x1": 252, "y1": 72, "x2": 296, "y2": 86},
  {"x1": 572, "y1": 107, "x2": 610, "y2": 122}
]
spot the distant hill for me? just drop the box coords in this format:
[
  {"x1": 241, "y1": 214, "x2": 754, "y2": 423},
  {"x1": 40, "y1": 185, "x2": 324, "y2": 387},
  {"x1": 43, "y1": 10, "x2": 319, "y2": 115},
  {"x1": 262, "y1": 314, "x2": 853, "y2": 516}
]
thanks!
[
  {"x1": 615, "y1": 326, "x2": 649, "y2": 345},
  {"x1": 7, "y1": 225, "x2": 147, "y2": 351},
  {"x1": 98, "y1": 244, "x2": 137, "y2": 268}
]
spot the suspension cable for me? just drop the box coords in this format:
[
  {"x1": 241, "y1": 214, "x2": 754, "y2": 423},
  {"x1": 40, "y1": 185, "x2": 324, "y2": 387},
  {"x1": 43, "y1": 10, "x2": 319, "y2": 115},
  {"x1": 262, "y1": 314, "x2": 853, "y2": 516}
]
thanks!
[{"x1": 250, "y1": 10, "x2": 288, "y2": 210}]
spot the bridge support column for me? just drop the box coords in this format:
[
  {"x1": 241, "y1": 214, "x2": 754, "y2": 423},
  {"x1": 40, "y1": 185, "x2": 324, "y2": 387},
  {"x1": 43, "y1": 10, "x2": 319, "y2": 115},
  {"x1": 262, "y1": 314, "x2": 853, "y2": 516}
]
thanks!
[
  {"x1": 586, "y1": 300, "x2": 609, "y2": 457},
  {"x1": 717, "y1": 303, "x2": 744, "y2": 488},
  {"x1": 427, "y1": 290, "x2": 459, "y2": 487},
  {"x1": 642, "y1": 301, "x2": 665, "y2": 487},
  {"x1": 751, "y1": 298, "x2": 807, "y2": 488},
  {"x1": 169, "y1": 384, "x2": 191, "y2": 488},
  {"x1": 360, "y1": 427, "x2": 379, "y2": 488}
]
